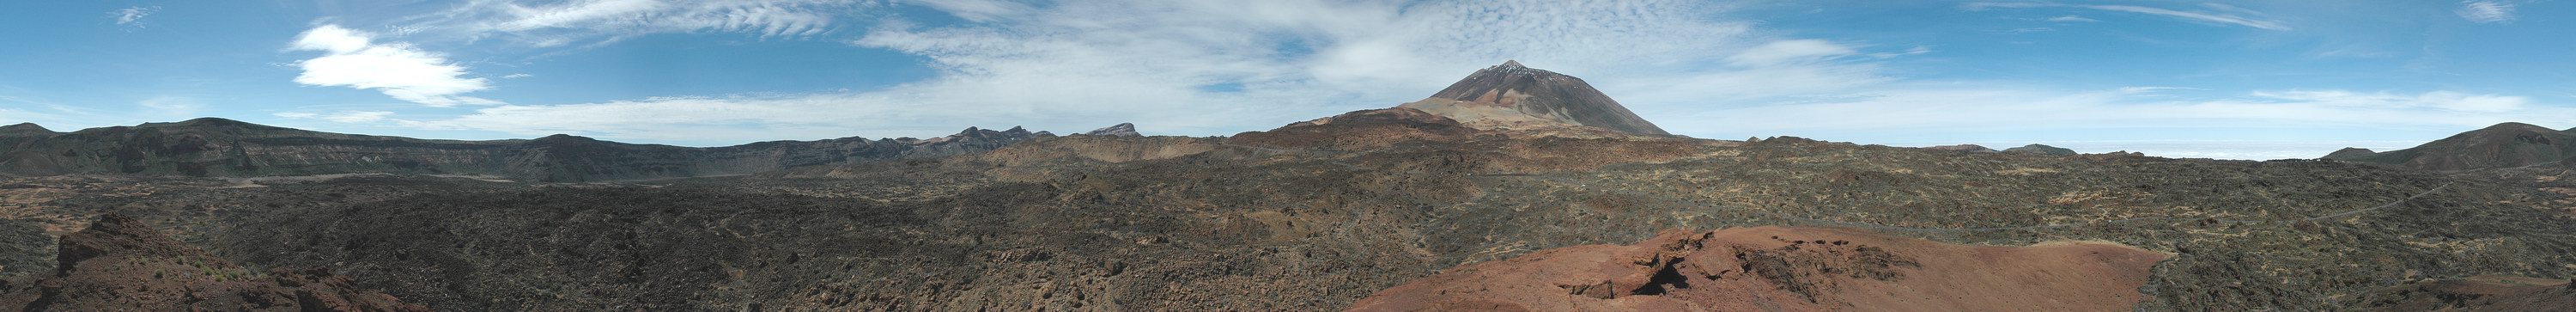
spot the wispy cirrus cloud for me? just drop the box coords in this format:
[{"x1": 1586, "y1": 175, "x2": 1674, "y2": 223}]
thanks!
[
  {"x1": 287, "y1": 25, "x2": 499, "y2": 107},
  {"x1": 1670, "y1": 86, "x2": 2568, "y2": 145},
  {"x1": 2457, "y1": 1, "x2": 2516, "y2": 23},
  {"x1": 255, "y1": 0, "x2": 2565, "y2": 161},
  {"x1": 108, "y1": 6, "x2": 159, "y2": 29},
  {"x1": 1969, "y1": 3, "x2": 2289, "y2": 30},
  {"x1": 2251, "y1": 89, "x2": 2527, "y2": 113},
  {"x1": 137, "y1": 95, "x2": 206, "y2": 119},
  {"x1": 276, "y1": 110, "x2": 397, "y2": 123},
  {"x1": 396, "y1": 0, "x2": 878, "y2": 47},
  {"x1": 392, "y1": 0, "x2": 1901, "y2": 143}
]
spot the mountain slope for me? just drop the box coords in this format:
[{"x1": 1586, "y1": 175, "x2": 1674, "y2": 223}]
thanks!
[
  {"x1": 1394, "y1": 61, "x2": 1669, "y2": 135},
  {"x1": 2328, "y1": 122, "x2": 2576, "y2": 170},
  {"x1": 0, "y1": 118, "x2": 1051, "y2": 181}
]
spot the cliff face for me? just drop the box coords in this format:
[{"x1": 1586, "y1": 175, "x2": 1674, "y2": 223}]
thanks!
[{"x1": 0, "y1": 118, "x2": 1050, "y2": 181}]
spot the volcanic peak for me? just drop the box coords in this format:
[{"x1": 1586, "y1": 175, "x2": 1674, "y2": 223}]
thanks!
[{"x1": 1394, "y1": 60, "x2": 1670, "y2": 135}]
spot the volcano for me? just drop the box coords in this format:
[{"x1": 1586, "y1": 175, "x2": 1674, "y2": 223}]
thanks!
[{"x1": 1394, "y1": 60, "x2": 1670, "y2": 135}]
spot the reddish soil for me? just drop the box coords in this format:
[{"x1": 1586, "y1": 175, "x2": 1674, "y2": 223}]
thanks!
[{"x1": 1346, "y1": 226, "x2": 2171, "y2": 311}]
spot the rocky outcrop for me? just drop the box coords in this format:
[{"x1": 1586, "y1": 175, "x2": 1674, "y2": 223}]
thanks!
[
  {"x1": 1926, "y1": 144, "x2": 1997, "y2": 152},
  {"x1": 1394, "y1": 60, "x2": 1669, "y2": 135},
  {"x1": 2331, "y1": 122, "x2": 2576, "y2": 170},
  {"x1": 1347, "y1": 227, "x2": 2170, "y2": 311},
  {"x1": 0, "y1": 119, "x2": 1051, "y2": 182},
  {"x1": 2002, "y1": 144, "x2": 2077, "y2": 156},
  {"x1": 0, "y1": 214, "x2": 425, "y2": 311},
  {"x1": 1080, "y1": 123, "x2": 1140, "y2": 137}
]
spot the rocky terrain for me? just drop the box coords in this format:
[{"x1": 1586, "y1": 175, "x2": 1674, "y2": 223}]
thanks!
[
  {"x1": 2346, "y1": 275, "x2": 2576, "y2": 311},
  {"x1": 0, "y1": 118, "x2": 1058, "y2": 182},
  {"x1": 2329, "y1": 122, "x2": 2576, "y2": 170},
  {"x1": 1348, "y1": 227, "x2": 2168, "y2": 311},
  {"x1": 0, "y1": 214, "x2": 423, "y2": 311},
  {"x1": 0, "y1": 62, "x2": 2567, "y2": 311}
]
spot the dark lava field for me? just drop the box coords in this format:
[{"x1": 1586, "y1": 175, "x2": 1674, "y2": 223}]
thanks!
[{"x1": 3, "y1": 130, "x2": 2571, "y2": 310}]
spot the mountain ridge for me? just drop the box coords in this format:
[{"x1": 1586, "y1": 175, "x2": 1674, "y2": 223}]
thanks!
[
  {"x1": 0, "y1": 118, "x2": 1054, "y2": 181},
  {"x1": 2326, "y1": 122, "x2": 2576, "y2": 170}
]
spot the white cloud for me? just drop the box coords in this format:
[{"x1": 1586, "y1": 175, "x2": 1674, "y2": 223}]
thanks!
[
  {"x1": 909, "y1": 0, "x2": 1031, "y2": 22},
  {"x1": 2117, "y1": 86, "x2": 2206, "y2": 94},
  {"x1": 2046, "y1": 15, "x2": 2099, "y2": 22},
  {"x1": 502, "y1": 73, "x2": 534, "y2": 78},
  {"x1": 1970, "y1": 3, "x2": 2289, "y2": 30},
  {"x1": 288, "y1": 25, "x2": 499, "y2": 107},
  {"x1": 109, "y1": 6, "x2": 160, "y2": 28},
  {"x1": 2251, "y1": 90, "x2": 2527, "y2": 112},
  {"x1": 276, "y1": 110, "x2": 397, "y2": 123},
  {"x1": 1870, "y1": 46, "x2": 1933, "y2": 58},
  {"x1": 2457, "y1": 1, "x2": 2516, "y2": 23},
  {"x1": 391, "y1": 0, "x2": 1873, "y2": 143},
  {"x1": 345, "y1": 0, "x2": 2560, "y2": 153},
  {"x1": 1727, "y1": 40, "x2": 1857, "y2": 66},
  {"x1": 2081, "y1": 5, "x2": 2290, "y2": 30},
  {"x1": 1665, "y1": 86, "x2": 2563, "y2": 141},
  {"x1": 399, "y1": 0, "x2": 873, "y2": 47},
  {"x1": 137, "y1": 96, "x2": 205, "y2": 119}
]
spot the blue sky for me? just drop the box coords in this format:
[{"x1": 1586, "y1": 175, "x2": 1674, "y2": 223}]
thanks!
[{"x1": 1, "y1": 0, "x2": 2568, "y2": 159}]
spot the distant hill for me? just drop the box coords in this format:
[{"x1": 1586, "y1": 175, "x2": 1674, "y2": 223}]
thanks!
[
  {"x1": 2324, "y1": 122, "x2": 2576, "y2": 170},
  {"x1": 1926, "y1": 144, "x2": 1996, "y2": 152},
  {"x1": 0, "y1": 118, "x2": 1054, "y2": 181},
  {"x1": 2003, "y1": 144, "x2": 2077, "y2": 156}
]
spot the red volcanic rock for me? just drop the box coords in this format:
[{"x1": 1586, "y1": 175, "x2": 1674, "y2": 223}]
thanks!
[{"x1": 1347, "y1": 227, "x2": 2170, "y2": 311}]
